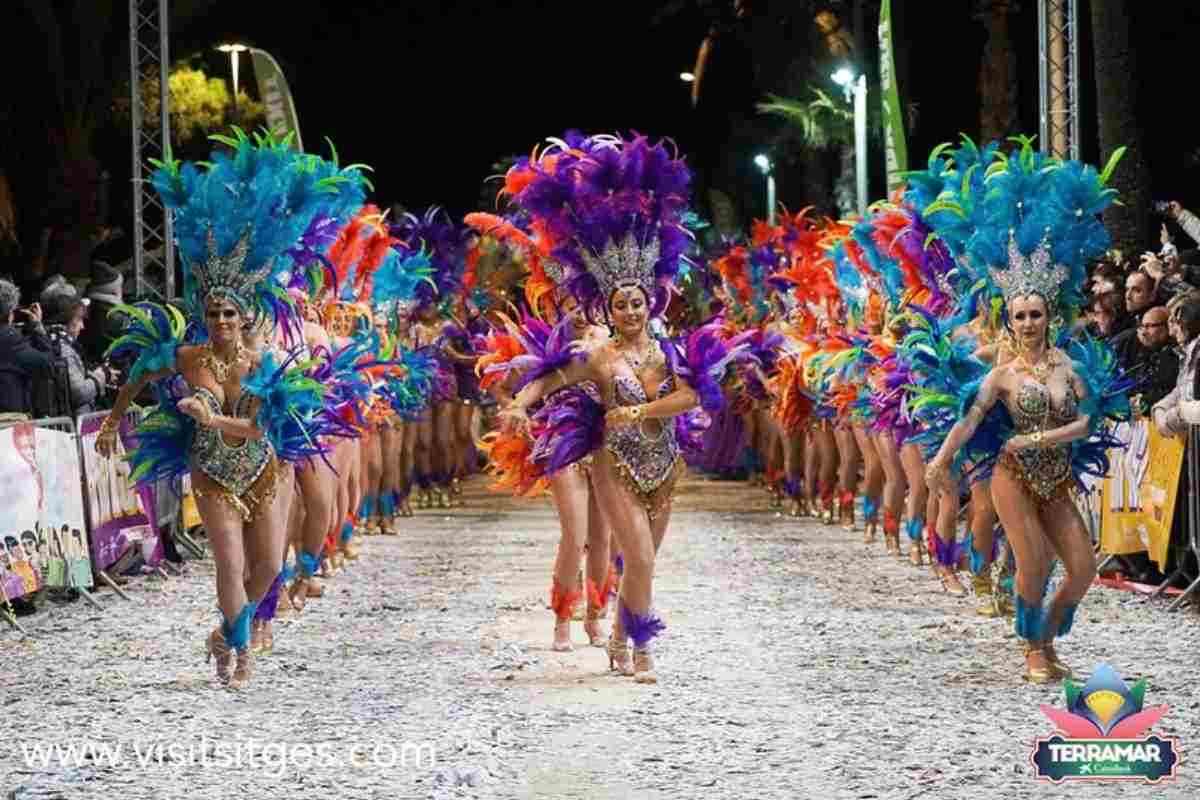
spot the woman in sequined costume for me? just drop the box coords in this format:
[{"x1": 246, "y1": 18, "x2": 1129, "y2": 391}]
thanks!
[
  {"x1": 94, "y1": 133, "x2": 366, "y2": 688},
  {"x1": 495, "y1": 133, "x2": 745, "y2": 683}
]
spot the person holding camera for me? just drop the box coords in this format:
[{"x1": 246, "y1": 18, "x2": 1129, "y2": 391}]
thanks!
[
  {"x1": 0, "y1": 278, "x2": 54, "y2": 418},
  {"x1": 39, "y1": 279, "x2": 114, "y2": 416}
]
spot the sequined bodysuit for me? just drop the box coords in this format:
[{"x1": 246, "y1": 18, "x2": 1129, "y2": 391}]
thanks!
[
  {"x1": 605, "y1": 372, "x2": 682, "y2": 519},
  {"x1": 189, "y1": 386, "x2": 279, "y2": 522},
  {"x1": 999, "y1": 378, "x2": 1077, "y2": 503}
]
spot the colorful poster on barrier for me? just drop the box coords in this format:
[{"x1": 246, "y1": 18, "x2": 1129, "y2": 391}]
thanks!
[
  {"x1": 77, "y1": 414, "x2": 163, "y2": 571},
  {"x1": 0, "y1": 423, "x2": 92, "y2": 598},
  {"x1": 1100, "y1": 419, "x2": 1184, "y2": 570}
]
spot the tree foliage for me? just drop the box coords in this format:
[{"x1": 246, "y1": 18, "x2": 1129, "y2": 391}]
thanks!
[{"x1": 113, "y1": 64, "x2": 265, "y2": 150}]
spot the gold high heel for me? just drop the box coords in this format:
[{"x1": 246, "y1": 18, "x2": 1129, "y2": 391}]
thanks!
[
  {"x1": 417, "y1": 490, "x2": 432, "y2": 509},
  {"x1": 228, "y1": 648, "x2": 253, "y2": 690},
  {"x1": 883, "y1": 530, "x2": 900, "y2": 555},
  {"x1": 287, "y1": 577, "x2": 309, "y2": 614},
  {"x1": 552, "y1": 620, "x2": 573, "y2": 652},
  {"x1": 1043, "y1": 642, "x2": 1072, "y2": 679},
  {"x1": 583, "y1": 609, "x2": 607, "y2": 647},
  {"x1": 250, "y1": 619, "x2": 266, "y2": 655},
  {"x1": 633, "y1": 647, "x2": 658, "y2": 684},
  {"x1": 343, "y1": 539, "x2": 361, "y2": 560},
  {"x1": 862, "y1": 521, "x2": 877, "y2": 543},
  {"x1": 908, "y1": 541, "x2": 924, "y2": 567},
  {"x1": 972, "y1": 574, "x2": 1000, "y2": 617},
  {"x1": 936, "y1": 566, "x2": 968, "y2": 597},
  {"x1": 1022, "y1": 643, "x2": 1056, "y2": 684},
  {"x1": 606, "y1": 635, "x2": 633, "y2": 675},
  {"x1": 436, "y1": 488, "x2": 451, "y2": 509},
  {"x1": 206, "y1": 628, "x2": 233, "y2": 684},
  {"x1": 451, "y1": 477, "x2": 463, "y2": 496}
]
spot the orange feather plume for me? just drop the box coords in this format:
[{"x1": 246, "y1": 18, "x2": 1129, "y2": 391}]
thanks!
[{"x1": 477, "y1": 430, "x2": 548, "y2": 497}]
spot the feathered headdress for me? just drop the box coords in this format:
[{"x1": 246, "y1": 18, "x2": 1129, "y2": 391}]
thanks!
[
  {"x1": 151, "y1": 128, "x2": 367, "y2": 335},
  {"x1": 502, "y1": 132, "x2": 693, "y2": 318},
  {"x1": 391, "y1": 206, "x2": 469, "y2": 311}
]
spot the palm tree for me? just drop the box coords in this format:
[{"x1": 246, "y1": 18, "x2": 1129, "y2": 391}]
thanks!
[
  {"x1": 758, "y1": 89, "x2": 856, "y2": 214},
  {"x1": 1090, "y1": 0, "x2": 1149, "y2": 253}
]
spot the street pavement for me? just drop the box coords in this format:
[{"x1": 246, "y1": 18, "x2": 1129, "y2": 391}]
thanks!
[{"x1": 2, "y1": 475, "x2": 1197, "y2": 799}]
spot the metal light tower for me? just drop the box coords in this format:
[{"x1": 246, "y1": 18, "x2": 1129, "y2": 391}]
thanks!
[
  {"x1": 1038, "y1": 0, "x2": 1080, "y2": 159},
  {"x1": 128, "y1": 0, "x2": 174, "y2": 301}
]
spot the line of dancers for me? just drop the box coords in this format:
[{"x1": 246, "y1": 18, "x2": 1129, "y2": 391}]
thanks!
[{"x1": 92, "y1": 128, "x2": 1132, "y2": 689}]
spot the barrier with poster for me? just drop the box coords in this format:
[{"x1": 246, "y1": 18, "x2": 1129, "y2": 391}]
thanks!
[
  {"x1": 77, "y1": 409, "x2": 167, "y2": 595},
  {"x1": 1099, "y1": 418, "x2": 1185, "y2": 572},
  {"x1": 0, "y1": 417, "x2": 98, "y2": 629}
]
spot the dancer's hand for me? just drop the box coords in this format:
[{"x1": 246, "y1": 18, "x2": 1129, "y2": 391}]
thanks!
[
  {"x1": 499, "y1": 403, "x2": 529, "y2": 434},
  {"x1": 177, "y1": 397, "x2": 211, "y2": 425},
  {"x1": 924, "y1": 458, "x2": 949, "y2": 491},
  {"x1": 1002, "y1": 434, "x2": 1033, "y2": 454}
]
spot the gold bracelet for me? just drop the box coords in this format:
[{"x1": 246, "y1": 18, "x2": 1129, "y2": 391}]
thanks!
[
  {"x1": 629, "y1": 404, "x2": 645, "y2": 422},
  {"x1": 1031, "y1": 430, "x2": 1044, "y2": 445}
]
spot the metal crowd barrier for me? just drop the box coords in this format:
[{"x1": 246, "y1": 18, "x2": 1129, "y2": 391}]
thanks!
[
  {"x1": 0, "y1": 416, "x2": 101, "y2": 632},
  {"x1": 1164, "y1": 426, "x2": 1200, "y2": 611}
]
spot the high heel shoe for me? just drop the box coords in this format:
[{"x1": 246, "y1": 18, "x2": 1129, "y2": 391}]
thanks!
[
  {"x1": 908, "y1": 542, "x2": 924, "y2": 567},
  {"x1": 583, "y1": 609, "x2": 607, "y2": 647},
  {"x1": 1022, "y1": 643, "x2": 1056, "y2": 684},
  {"x1": 436, "y1": 488, "x2": 451, "y2": 509},
  {"x1": 261, "y1": 621, "x2": 274, "y2": 654},
  {"x1": 883, "y1": 530, "x2": 900, "y2": 556},
  {"x1": 287, "y1": 577, "x2": 309, "y2": 614},
  {"x1": 1042, "y1": 642, "x2": 1072, "y2": 679},
  {"x1": 862, "y1": 520, "x2": 877, "y2": 543},
  {"x1": 552, "y1": 620, "x2": 573, "y2": 652},
  {"x1": 935, "y1": 566, "x2": 968, "y2": 597},
  {"x1": 632, "y1": 647, "x2": 658, "y2": 684},
  {"x1": 206, "y1": 627, "x2": 233, "y2": 684},
  {"x1": 606, "y1": 635, "x2": 634, "y2": 676},
  {"x1": 343, "y1": 539, "x2": 361, "y2": 560},
  {"x1": 228, "y1": 647, "x2": 253, "y2": 690},
  {"x1": 250, "y1": 619, "x2": 266, "y2": 655},
  {"x1": 451, "y1": 477, "x2": 463, "y2": 496},
  {"x1": 401, "y1": 500, "x2": 414, "y2": 517},
  {"x1": 417, "y1": 490, "x2": 432, "y2": 509}
]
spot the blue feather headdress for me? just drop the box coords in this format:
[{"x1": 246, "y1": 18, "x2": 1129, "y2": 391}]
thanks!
[{"x1": 151, "y1": 128, "x2": 368, "y2": 336}]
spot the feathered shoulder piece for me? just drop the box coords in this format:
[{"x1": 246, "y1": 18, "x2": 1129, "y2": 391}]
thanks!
[
  {"x1": 104, "y1": 302, "x2": 187, "y2": 384},
  {"x1": 480, "y1": 313, "x2": 583, "y2": 392},
  {"x1": 662, "y1": 322, "x2": 752, "y2": 414},
  {"x1": 241, "y1": 349, "x2": 330, "y2": 464},
  {"x1": 1062, "y1": 334, "x2": 1134, "y2": 483},
  {"x1": 151, "y1": 128, "x2": 368, "y2": 330}
]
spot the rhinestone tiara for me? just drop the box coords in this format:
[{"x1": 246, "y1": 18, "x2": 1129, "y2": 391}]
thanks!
[
  {"x1": 580, "y1": 232, "x2": 660, "y2": 302},
  {"x1": 989, "y1": 231, "x2": 1068, "y2": 307}
]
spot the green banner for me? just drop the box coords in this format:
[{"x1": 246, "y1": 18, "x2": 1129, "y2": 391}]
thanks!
[
  {"x1": 878, "y1": 0, "x2": 907, "y2": 191},
  {"x1": 250, "y1": 49, "x2": 303, "y2": 152}
]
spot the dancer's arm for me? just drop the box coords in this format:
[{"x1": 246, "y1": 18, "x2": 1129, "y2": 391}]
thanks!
[
  {"x1": 609, "y1": 386, "x2": 699, "y2": 426},
  {"x1": 925, "y1": 369, "x2": 1002, "y2": 486},
  {"x1": 178, "y1": 396, "x2": 265, "y2": 441},
  {"x1": 506, "y1": 356, "x2": 595, "y2": 413},
  {"x1": 95, "y1": 367, "x2": 175, "y2": 456}
]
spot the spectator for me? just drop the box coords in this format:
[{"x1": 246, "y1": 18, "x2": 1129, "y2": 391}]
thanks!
[
  {"x1": 37, "y1": 279, "x2": 111, "y2": 417},
  {"x1": 78, "y1": 260, "x2": 126, "y2": 367},
  {"x1": 1125, "y1": 270, "x2": 1157, "y2": 317},
  {"x1": 1152, "y1": 293, "x2": 1200, "y2": 436},
  {"x1": 1117, "y1": 306, "x2": 1178, "y2": 414},
  {"x1": 0, "y1": 278, "x2": 53, "y2": 418}
]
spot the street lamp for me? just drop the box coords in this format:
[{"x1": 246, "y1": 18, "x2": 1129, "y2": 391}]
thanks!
[
  {"x1": 679, "y1": 71, "x2": 696, "y2": 83},
  {"x1": 217, "y1": 42, "x2": 249, "y2": 118},
  {"x1": 832, "y1": 66, "x2": 868, "y2": 217},
  {"x1": 754, "y1": 154, "x2": 776, "y2": 225}
]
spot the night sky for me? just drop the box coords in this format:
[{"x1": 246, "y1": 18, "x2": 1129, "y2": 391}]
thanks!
[
  {"x1": 183, "y1": 0, "x2": 705, "y2": 218},
  {"x1": 7, "y1": 2, "x2": 1200, "y2": 255}
]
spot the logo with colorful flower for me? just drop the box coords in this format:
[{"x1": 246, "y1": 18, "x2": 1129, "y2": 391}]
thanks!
[{"x1": 1031, "y1": 663, "x2": 1180, "y2": 783}]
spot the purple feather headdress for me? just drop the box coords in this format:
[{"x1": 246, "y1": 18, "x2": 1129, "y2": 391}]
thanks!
[
  {"x1": 506, "y1": 133, "x2": 693, "y2": 318},
  {"x1": 391, "y1": 207, "x2": 468, "y2": 308}
]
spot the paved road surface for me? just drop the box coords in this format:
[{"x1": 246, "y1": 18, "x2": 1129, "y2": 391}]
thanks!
[{"x1": 3, "y1": 476, "x2": 1197, "y2": 798}]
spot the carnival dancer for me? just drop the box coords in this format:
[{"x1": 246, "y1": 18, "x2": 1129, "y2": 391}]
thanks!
[
  {"x1": 466, "y1": 215, "x2": 618, "y2": 650},
  {"x1": 921, "y1": 137, "x2": 1131, "y2": 682},
  {"x1": 496, "y1": 133, "x2": 750, "y2": 683},
  {"x1": 96, "y1": 130, "x2": 364, "y2": 687}
]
